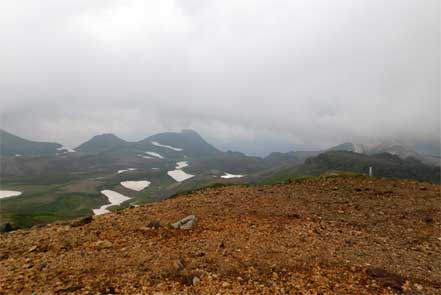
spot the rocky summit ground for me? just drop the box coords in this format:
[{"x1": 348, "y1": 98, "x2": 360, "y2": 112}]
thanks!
[{"x1": 0, "y1": 176, "x2": 440, "y2": 295}]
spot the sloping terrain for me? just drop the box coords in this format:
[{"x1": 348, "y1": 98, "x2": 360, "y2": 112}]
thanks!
[
  {"x1": 329, "y1": 141, "x2": 440, "y2": 167},
  {"x1": 253, "y1": 151, "x2": 441, "y2": 185},
  {"x1": 304, "y1": 151, "x2": 440, "y2": 183},
  {"x1": 0, "y1": 129, "x2": 63, "y2": 156},
  {"x1": 0, "y1": 130, "x2": 262, "y2": 227},
  {"x1": 1, "y1": 129, "x2": 439, "y2": 229},
  {"x1": 75, "y1": 134, "x2": 129, "y2": 153},
  {"x1": 0, "y1": 176, "x2": 440, "y2": 294}
]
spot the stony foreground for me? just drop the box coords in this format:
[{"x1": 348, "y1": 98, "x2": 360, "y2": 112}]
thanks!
[{"x1": 0, "y1": 176, "x2": 440, "y2": 294}]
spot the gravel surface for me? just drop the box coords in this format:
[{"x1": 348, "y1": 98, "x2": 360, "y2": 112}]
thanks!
[{"x1": 0, "y1": 176, "x2": 440, "y2": 294}]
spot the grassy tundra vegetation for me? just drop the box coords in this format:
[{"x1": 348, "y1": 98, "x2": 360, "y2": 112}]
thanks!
[{"x1": 1, "y1": 129, "x2": 439, "y2": 228}]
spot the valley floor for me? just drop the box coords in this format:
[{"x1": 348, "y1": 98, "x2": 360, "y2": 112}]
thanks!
[{"x1": 0, "y1": 176, "x2": 440, "y2": 294}]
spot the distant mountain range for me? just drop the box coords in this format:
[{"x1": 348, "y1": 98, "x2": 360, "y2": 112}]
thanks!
[
  {"x1": 329, "y1": 141, "x2": 440, "y2": 166},
  {"x1": 0, "y1": 129, "x2": 66, "y2": 156},
  {"x1": 0, "y1": 128, "x2": 439, "y2": 228},
  {"x1": 1, "y1": 128, "x2": 438, "y2": 164}
]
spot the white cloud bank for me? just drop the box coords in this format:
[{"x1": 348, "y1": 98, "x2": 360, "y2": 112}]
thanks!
[{"x1": 0, "y1": 0, "x2": 439, "y2": 154}]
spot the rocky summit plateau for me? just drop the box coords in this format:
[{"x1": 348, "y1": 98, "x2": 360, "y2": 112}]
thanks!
[{"x1": 0, "y1": 176, "x2": 440, "y2": 294}]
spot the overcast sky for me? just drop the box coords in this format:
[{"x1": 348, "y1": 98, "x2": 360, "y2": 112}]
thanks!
[{"x1": 0, "y1": 0, "x2": 439, "y2": 155}]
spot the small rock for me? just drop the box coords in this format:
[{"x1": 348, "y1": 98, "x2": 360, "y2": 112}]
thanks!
[
  {"x1": 28, "y1": 245, "x2": 38, "y2": 253},
  {"x1": 414, "y1": 283, "x2": 423, "y2": 290},
  {"x1": 57, "y1": 225, "x2": 71, "y2": 232},
  {"x1": 95, "y1": 240, "x2": 113, "y2": 249},
  {"x1": 0, "y1": 223, "x2": 14, "y2": 233},
  {"x1": 71, "y1": 216, "x2": 93, "y2": 227},
  {"x1": 148, "y1": 220, "x2": 161, "y2": 229},
  {"x1": 173, "y1": 259, "x2": 184, "y2": 272},
  {"x1": 171, "y1": 215, "x2": 197, "y2": 230},
  {"x1": 221, "y1": 282, "x2": 231, "y2": 288},
  {"x1": 367, "y1": 267, "x2": 406, "y2": 291},
  {"x1": 192, "y1": 276, "x2": 200, "y2": 285}
]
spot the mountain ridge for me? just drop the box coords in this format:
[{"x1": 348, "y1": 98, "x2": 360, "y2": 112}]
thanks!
[{"x1": 0, "y1": 129, "x2": 63, "y2": 156}]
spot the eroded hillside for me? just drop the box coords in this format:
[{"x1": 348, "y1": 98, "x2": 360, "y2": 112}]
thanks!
[{"x1": 0, "y1": 176, "x2": 440, "y2": 294}]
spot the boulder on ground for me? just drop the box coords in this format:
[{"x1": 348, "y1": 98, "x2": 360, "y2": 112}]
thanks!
[
  {"x1": 0, "y1": 223, "x2": 14, "y2": 233},
  {"x1": 171, "y1": 215, "x2": 197, "y2": 230},
  {"x1": 148, "y1": 220, "x2": 161, "y2": 229},
  {"x1": 95, "y1": 240, "x2": 113, "y2": 249}
]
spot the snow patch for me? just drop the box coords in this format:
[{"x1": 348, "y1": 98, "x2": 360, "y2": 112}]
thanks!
[
  {"x1": 221, "y1": 173, "x2": 245, "y2": 179},
  {"x1": 117, "y1": 168, "x2": 137, "y2": 174},
  {"x1": 0, "y1": 190, "x2": 22, "y2": 199},
  {"x1": 138, "y1": 154, "x2": 153, "y2": 159},
  {"x1": 15, "y1": 154, "x2": 22, "y2": 157},
  {"x1": 151, "y1": 141, "x2": 183, "y2": 151},
  {"x1": 168, "y1": 170, "x2": 194, "y2": 182},
  {"x1": 57, "y1": 146, "x2": 75, "y2": 153},
  {"x1": 352, "y1": 144, "x2": 365, "y2": 154},
  {"x1": 121, "y1": 180, "x2": 151, "y2": 191},
  {"x1": 167, "y1": 161, "x2": 194, "y2": 182},
  {"x1": 176, "y1": 161, "x2": 189, "y2": 169},
  {"x1": 145, "y1": 151, "x2": 164, "y2": 159},
  {"x1": 93, "y1": 190, "x2": 131, "y2": 215}
]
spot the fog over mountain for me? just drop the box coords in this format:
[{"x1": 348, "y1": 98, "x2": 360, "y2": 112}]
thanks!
[{"x1": 0, "y1": 0, "x2": 439, "y2": 156}]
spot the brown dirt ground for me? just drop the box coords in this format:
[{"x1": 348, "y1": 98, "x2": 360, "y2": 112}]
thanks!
[{"x1": 0, "y1": 176, "x2": 440, "y2": 294}]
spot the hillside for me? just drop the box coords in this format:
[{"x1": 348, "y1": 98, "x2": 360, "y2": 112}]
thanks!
[
  {"x1": 0, "y1": 176, "x2": 440, "y2": 294},
  {"x1": 304, "y1": 151, "x2": 440, "y2": 183},
  {"x1": 1, "y1": 130, "x2": 439, "y2": 229},
  {"x1": 141, "y1": 129, "x2": 220, "y2": 158},
  {"x1": 75, "y1": 134, "x2": 129, "y2": 153},
  {"x1": 253, "y1": 151, "x2": 440, "y2": 185},
  {"x1": 0, "y1": 130, "x2": 264, "y2": 227},
  {"x1": 0, "y1": 129, "x2": 63, "y2": 156},
  {"x1": 329, "y1": 141, "x2": 440, "y2": 167}
]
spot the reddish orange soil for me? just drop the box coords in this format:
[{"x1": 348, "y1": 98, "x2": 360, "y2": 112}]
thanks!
[{"x1": 0, "y1": 176, "x2": 440, "y2": 294}]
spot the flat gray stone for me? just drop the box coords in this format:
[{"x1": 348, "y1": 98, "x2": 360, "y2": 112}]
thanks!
[{"x1": 171, "y1": 215, "x2": 197, "y2": 230}]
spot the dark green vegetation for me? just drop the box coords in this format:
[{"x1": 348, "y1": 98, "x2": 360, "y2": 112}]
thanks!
[
  {"x1": 305, "y1": 151, "x2": 440, "y2": 183},
  {"x1": 249, "y1": 151, "x2": 440, "y2": 185},
  {"x1": 75, "y1": 133, "x2": 128, "y2": 153},
  {"x1": 1, "y1": 129, "x2": 439, "y2": 228}
]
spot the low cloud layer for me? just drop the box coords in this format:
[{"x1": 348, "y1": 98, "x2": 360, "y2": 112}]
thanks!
[{"x1": 0, "y1": 0, "x2": 439, "y2": 155}]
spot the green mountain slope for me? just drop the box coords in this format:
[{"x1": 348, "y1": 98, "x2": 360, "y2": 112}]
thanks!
[
  {"x1": 139, "y1": 129, "x2": 220, "y2": 158},
  {"x1": 75, "y1": 133, "x2": 128, "y2": 153},
  {"x1": 0, "y1": 129, "x2": 62, "y2": 156},
  {"x1": 2, "y1": 130, "x2": 439, "y2": 229},
  {"x1": 253, "y1": 151, "x2": 440, "y2": 184}
]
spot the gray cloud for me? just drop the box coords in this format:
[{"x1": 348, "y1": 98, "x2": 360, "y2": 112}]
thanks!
[{"x1": 0, "y1": 0, "x2": 439, "y2": 155}]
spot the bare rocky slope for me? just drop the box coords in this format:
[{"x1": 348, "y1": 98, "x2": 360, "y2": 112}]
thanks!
[{"x1": 0, "y1": 176, "x2": 440, "y2": 294}]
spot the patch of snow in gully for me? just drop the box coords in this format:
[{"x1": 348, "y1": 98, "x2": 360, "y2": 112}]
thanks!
[
  {"x1": 145, "y1": 151, "x2": 164, "y2": 159},
  {"x1": 0, "y1": 191, "x2": 22, "y2": 199},
  {"x1": 221, "y1": 173, "x2": 245, "y2": 179},
  {"x1": 120, "y1": 180, "x2": 151, "y2": 191},
  {"x1": 93, "y1": 190, "x2": 131, "y2": 215},
  {"x1": 117, "y1": 168, "x2": 137, "y2": 174},
  {"x1": 167, "y1": 161, "x2": 194, "y2": 182},
  {"x1": 151, "y1": 141, "x2": 183, "y2": 151}
]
